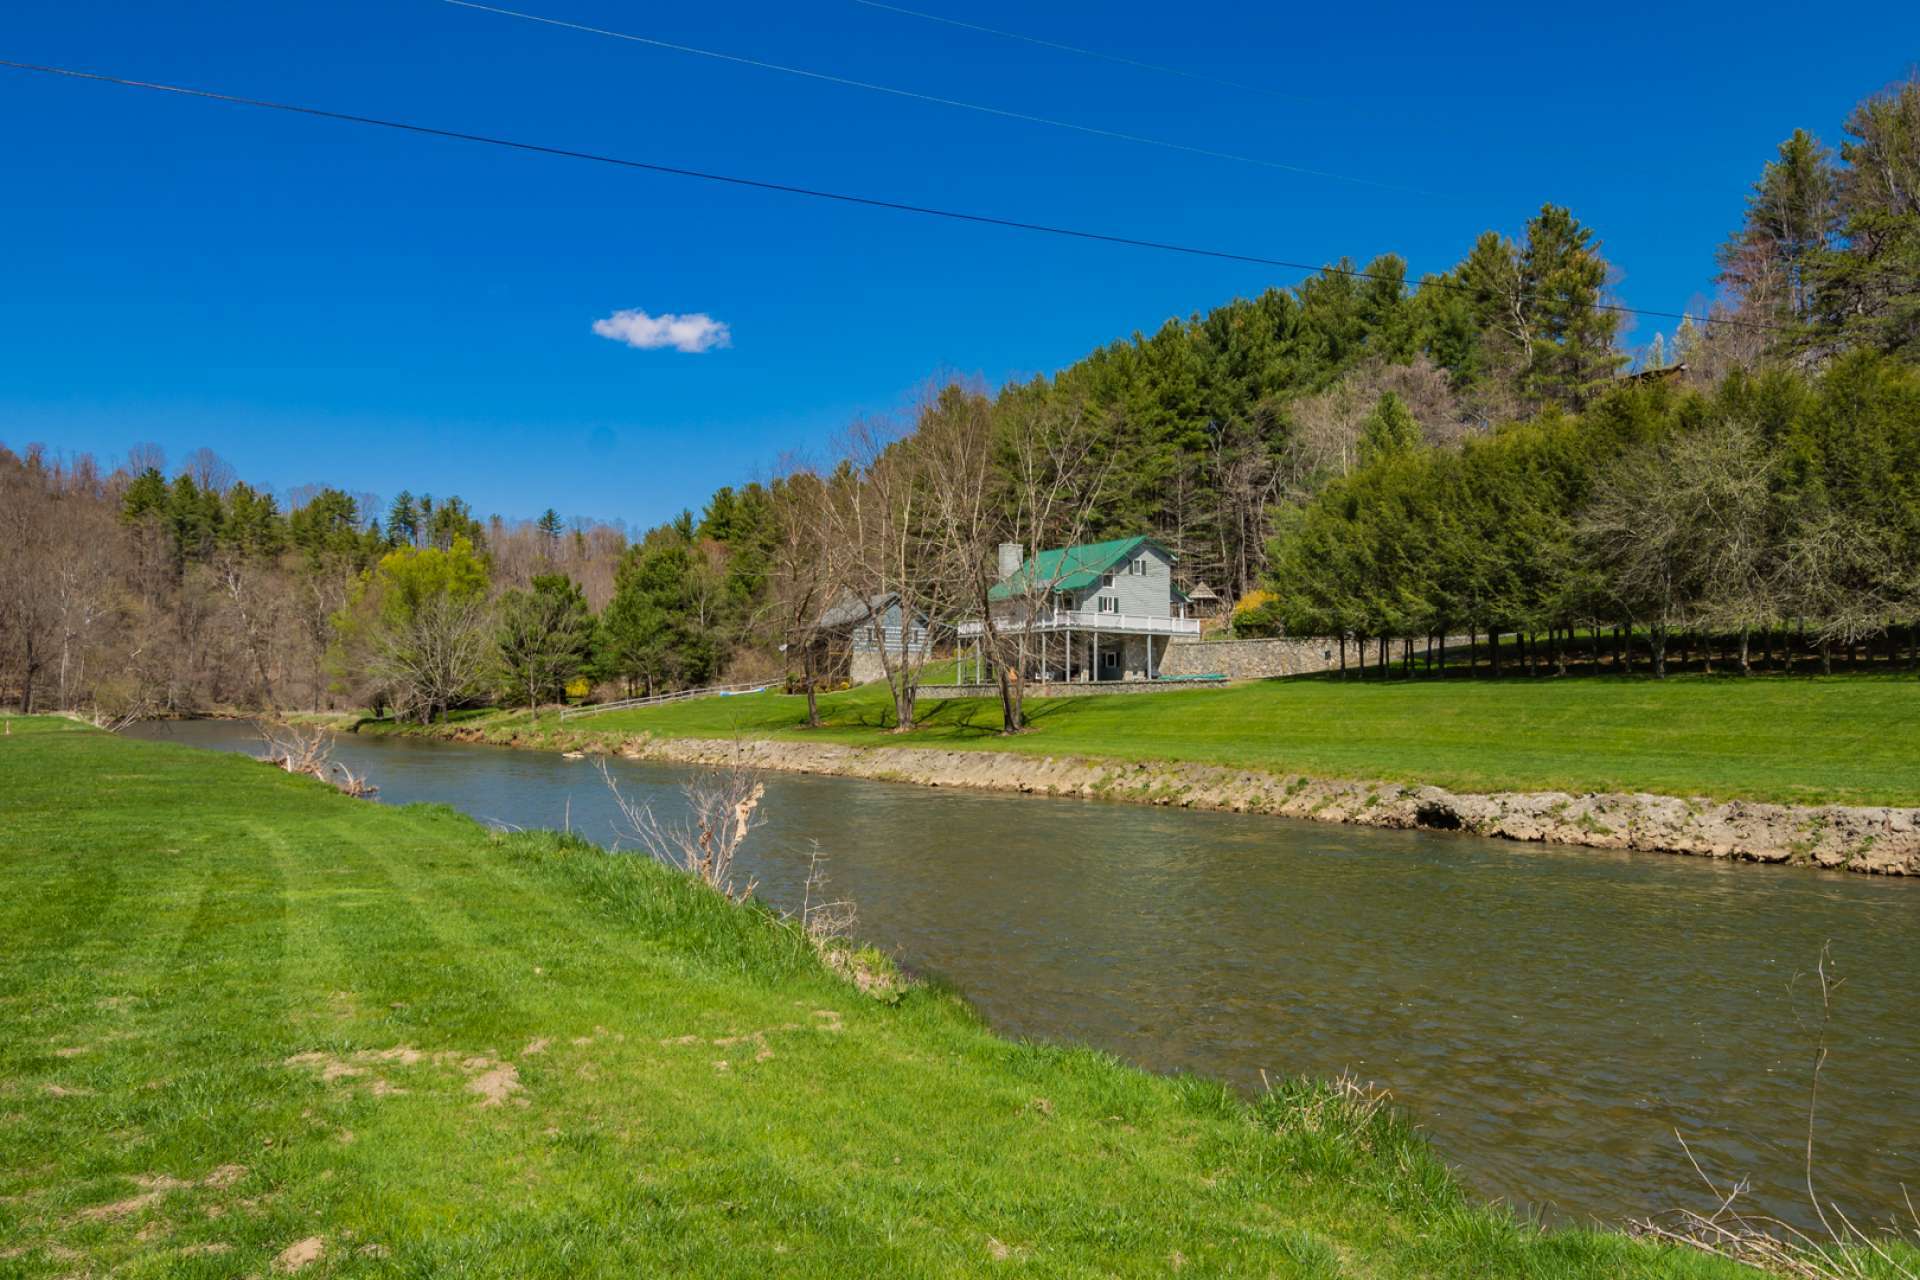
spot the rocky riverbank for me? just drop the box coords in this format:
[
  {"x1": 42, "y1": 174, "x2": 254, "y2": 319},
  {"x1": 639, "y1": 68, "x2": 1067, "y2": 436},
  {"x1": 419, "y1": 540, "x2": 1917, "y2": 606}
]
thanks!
[{"x1": 397, "y1": 721, "x2": 1920, "y2": 875}]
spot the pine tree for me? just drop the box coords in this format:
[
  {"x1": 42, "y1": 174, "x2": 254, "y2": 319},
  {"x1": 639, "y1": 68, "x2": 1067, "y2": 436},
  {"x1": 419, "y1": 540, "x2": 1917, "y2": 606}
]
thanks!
[
  {"x1": 1815, "y1": 74, "x2": 1920, "y2": 358},
  {"x1": 535, "y1": 508, "x2": 564, "y2": 556},
  {"x1": 1718, "y1": 127, "x2": 1838, "y2": 352},
  {"x1": 1519, "y1": 205, "x2": 1624, "y2": 408},
  {"x1": 1358, "y1": 392, "x2": 1421, "y2": 465},
  {"x1": 495, "y1": 573, "x2": 594, "y2": 716},
  {"x1": 387, "y1": 491, "x2": 419, "y2": 548}
]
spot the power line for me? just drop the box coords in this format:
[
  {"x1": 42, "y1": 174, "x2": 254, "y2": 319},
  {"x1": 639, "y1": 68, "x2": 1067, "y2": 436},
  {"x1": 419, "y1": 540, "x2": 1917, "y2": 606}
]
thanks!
[
  {"x1": 439, "y1": 0, "x2": 1421, "y2": 194},
  {"x1": 845, "y1": 0, "x2": 1310, "y2": 104},
  {"x1": 0, "y1": 58, "x2": 1748, "y2": 330}
]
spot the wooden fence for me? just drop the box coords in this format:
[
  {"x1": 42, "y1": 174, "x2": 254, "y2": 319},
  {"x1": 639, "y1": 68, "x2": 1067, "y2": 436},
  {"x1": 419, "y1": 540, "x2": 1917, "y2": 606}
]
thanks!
[{"x1": 557, "y1": 682, "x2": 770, "y2": 722}]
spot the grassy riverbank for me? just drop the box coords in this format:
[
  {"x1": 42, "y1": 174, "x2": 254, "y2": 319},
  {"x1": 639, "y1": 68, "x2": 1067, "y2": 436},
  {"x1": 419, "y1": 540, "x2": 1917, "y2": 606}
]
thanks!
[
  {"x1": 0, "y1": 717, "x2": 1767, "y2": 1277},
  {"x1": 381, "y1": 672, "x2": 1920, "y2": 808}
]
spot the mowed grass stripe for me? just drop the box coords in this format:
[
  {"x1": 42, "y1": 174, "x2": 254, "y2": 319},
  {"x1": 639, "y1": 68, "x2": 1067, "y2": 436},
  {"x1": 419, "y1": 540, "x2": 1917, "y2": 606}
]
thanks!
[
  {"x1": 293, "y1": 822, "x2": 541, "y2": 1049},
  {"x1": 0, "y1": 720, "x2": 1783, "y2": 1276}
]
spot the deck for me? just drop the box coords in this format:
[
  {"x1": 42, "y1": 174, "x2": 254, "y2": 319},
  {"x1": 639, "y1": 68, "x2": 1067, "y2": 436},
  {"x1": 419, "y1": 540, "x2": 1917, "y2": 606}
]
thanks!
[{"x1": 955, "y1": 609, "x2": 1201, "y2": 639}]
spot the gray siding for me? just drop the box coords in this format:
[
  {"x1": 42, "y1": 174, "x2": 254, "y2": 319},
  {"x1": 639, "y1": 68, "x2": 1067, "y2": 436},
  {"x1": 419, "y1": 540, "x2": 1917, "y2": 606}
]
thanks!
[
  {"x1": 1070, "y1": 543, "x2": 1175, "y2": 618},
  {"x1": 849, "y1": 600, "x2": 932, "y2": 655}
]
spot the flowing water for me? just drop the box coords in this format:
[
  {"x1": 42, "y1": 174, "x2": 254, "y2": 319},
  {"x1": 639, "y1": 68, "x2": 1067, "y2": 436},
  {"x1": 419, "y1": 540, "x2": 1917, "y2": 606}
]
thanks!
[{"x1": 125, "y1": 719, "x2": 1920, "y2": 1231}]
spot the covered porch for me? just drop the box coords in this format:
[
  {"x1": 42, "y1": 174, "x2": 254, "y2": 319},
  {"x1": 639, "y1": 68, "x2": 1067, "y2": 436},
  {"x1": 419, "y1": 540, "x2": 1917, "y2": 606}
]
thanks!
[{"x1": 954, "y1": 611, "x2": 1199, "y2": 684}]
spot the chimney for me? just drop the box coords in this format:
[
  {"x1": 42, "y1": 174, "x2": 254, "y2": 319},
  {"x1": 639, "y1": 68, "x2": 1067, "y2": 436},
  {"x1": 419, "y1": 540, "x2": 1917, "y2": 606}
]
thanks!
[{"x1": 997, "y1": 542, "x2": 1024, "y2": 580}]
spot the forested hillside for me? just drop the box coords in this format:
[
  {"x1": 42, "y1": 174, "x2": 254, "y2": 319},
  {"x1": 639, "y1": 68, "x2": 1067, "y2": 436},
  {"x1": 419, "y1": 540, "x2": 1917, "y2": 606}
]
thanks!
[{"x1": 3, "y1": 73, "x2": 1915, "y2": 721}]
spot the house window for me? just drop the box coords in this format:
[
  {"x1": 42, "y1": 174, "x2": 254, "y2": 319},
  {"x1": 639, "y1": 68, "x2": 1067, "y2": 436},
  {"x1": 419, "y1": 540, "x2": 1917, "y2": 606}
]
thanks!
[
  {"x1": 1097, "y1": 595, "x2": 1119, "y2": 614},
  {"x1": 1101, "y1": 572, "x2": 1115, "y2": 587},
  {"x1": 1102, "y1": 650, "x2": 1119, "y2": 669},
  {"x1": 1130, "y1": 557, "x2": 1146, "y2": 575}
]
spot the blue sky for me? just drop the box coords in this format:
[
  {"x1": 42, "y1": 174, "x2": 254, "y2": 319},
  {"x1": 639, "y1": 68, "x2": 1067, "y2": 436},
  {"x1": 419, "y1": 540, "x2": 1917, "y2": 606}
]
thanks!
[{"x1": 4, "y1": 0, "x2": 1915, "y2": 532}]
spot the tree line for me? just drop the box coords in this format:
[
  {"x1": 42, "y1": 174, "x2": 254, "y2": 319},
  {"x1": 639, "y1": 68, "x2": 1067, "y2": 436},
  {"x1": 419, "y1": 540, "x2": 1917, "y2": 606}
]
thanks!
[
  {"x1": 4, "y1": 73, "x2": 1916, "y2": 718},
  {"x1": 1257, "y1": 353, "x2": 1920, "y2": 677}
]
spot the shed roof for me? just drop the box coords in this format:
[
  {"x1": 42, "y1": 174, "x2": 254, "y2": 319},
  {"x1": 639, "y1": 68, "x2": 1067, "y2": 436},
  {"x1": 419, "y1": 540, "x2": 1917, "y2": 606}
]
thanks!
[{"x1": 987, "y1": 535, "x2": 1169, "y2": 601}]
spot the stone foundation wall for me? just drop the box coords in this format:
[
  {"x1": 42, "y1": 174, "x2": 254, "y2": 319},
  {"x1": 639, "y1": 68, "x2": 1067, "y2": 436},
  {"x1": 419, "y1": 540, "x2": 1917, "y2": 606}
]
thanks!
[
  {"x1": 1160, "y1": 637, "x2": 1341, "y2": 680},
  {"x1": 849, "y1": 651, "x2": 888, "y2": 685}
]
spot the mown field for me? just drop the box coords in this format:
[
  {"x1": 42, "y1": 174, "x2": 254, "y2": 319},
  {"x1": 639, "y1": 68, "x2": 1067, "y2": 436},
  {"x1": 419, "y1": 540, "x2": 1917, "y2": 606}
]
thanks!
[
  {"x1": 0, "y1": 716, "x2": 1775, "y2": 1277},
  {"x1": 409, "y1": 671, "x2": 1920, "y2": 808}
]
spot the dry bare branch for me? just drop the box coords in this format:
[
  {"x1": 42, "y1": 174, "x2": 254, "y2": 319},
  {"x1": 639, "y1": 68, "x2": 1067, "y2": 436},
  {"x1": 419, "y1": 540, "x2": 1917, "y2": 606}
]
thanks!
[
  {"x1": 599, "y1": 758, "x2": 764, "y2": 903},
  {"x1": 1634, "y1": 944, "x2": 1917, "y2": 1280}
]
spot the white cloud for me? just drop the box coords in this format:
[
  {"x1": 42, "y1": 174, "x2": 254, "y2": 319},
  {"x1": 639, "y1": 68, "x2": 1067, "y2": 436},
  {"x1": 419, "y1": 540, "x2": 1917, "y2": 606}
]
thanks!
[{"x1": 591, "y1": 308, "x2": 732, "y2": 354}]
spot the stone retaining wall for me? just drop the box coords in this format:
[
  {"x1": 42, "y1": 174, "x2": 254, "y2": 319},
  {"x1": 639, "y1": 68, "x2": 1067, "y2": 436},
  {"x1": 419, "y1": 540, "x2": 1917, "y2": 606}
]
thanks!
[
  {"x1": 1160, "y1": 637, "x2": 1341, "y2": 680},
  {"x1": 595, "y1": 735, "x2": 1919, "y2": 876}
]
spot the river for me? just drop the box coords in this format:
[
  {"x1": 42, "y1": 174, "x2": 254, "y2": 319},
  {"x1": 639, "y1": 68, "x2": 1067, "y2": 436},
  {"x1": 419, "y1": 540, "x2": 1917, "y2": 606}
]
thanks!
[{"x1": 124, "y1": 718, "x2": 1919, "y2": 1232}]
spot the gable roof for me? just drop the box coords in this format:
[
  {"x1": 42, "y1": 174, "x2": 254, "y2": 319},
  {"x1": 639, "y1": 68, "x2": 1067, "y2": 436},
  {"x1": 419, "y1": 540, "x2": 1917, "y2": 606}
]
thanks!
[
  {"x1": 987, "y1": 535, "x2": 1169, "y2": 601},
  {"x1": 818, "y1": 591, "x2": 899, "y2": 629}
]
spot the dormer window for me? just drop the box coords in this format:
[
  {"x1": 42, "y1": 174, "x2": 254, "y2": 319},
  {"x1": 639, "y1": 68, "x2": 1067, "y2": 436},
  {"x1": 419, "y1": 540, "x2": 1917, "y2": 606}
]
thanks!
[{"x1": 1101, "y1": 572, "x2": 1115, "y2": 587}]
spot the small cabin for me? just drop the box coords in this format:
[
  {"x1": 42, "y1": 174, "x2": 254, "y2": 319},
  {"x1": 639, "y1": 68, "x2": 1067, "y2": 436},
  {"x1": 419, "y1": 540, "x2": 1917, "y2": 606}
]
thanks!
[{"x1": 816, "y1": 592, "x2": 934, "y2": 684}]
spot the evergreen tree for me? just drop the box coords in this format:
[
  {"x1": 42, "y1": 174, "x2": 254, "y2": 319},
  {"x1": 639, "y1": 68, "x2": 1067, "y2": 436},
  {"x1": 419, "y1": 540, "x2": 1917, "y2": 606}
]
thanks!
[
  {"x1": 597, "y1": 529, "x2": 718, "y2": 695},
  {"x1": 494, "y1": 573, "x2": 594, "y2": 715},
  {"x1": 535, "y1": 508, "x2": 565, "y2": 553},
  {"x1": 387, "y1": 491, "x2": 420, "y2": 547},
  {"x1": 222, "y1": 482, "x2": 285, "y2": 557},
  {"x1": 425, "y1": 495, "x2": 484, "y2": 552},
  {"x1": 1358, "y1": 392, "x2": 1421, "y2": 465},
  {"x1": 120, "y1": 467, "x2": 169, "y2": 523},
  {"x1": 1814, "y1": 74, "x2": 1920, "y2": 359},
  {"x1": 288, "y1": 489, "x2": 367, "y2": 563},
  {"x1": 1519, "y1": 205, "x2": 1624, "y2": 408},
  {"x1": 166, "y1": 473, "x2": 222, "y2": 562},
  {"x1": 1716, "y1": 128, "x2": 1838, "y2": 356}
]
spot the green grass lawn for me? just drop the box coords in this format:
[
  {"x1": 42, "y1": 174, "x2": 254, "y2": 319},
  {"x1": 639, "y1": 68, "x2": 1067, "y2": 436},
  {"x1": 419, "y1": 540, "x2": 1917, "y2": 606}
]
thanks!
[
  {"x1": 433, "y1": 671, "x2": 1920, "y2": 808},
  {"x1": 0, "y1": 717, "x2": 1772, "y2": 1277}
]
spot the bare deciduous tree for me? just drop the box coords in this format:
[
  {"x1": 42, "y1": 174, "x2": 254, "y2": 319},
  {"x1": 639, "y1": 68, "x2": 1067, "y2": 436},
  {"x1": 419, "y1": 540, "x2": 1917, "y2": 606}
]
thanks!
[
  {"x1": 600, "y1": 760, "x2": 764, "y2": 903},
  {"x1": 364, "y1": 592, "x2": 494, "y2": 723},
  {"x1": 920, "y1": 382, "x2": 1112, "y2": 732},
  {"x1": 766, "y1": 460, "x2": 847, "y2": 728},
  {"x1": 832, "y1": 411, "x2": 942, "y2": 732}
]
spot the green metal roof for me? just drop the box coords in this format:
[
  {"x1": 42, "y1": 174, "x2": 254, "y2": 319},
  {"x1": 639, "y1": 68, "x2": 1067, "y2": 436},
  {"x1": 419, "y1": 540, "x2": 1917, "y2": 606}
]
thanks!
[{"x1": 987, "y1": 535, "x2": 1166, "y2": 601}]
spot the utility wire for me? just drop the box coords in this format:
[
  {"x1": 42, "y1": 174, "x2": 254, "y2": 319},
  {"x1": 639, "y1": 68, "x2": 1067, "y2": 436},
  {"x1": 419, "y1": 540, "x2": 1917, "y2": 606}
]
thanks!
[
  {"x1": 0, "y1": 58, "x2": 1749, "y2": 330},
  {"x1": 439, "y1": 0, "x2": 1422, "y2": 194},
  {"x1": 845, "y1": 0, "x2": 1310, "y2": 104}
]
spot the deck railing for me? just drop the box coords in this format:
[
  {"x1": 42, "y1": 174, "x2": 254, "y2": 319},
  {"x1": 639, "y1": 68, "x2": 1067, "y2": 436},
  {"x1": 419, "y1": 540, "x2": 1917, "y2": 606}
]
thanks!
[
  {"x1": 954, "y1": 609, "x2": 1201, "y2": 639},
  {"x1": 558, "y1": 681, "x2": 770, "y2": 721}
]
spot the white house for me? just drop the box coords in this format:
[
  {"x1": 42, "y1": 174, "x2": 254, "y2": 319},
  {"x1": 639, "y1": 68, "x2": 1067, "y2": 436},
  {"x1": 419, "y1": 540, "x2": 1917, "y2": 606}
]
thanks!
[{"x1": 957, "y1": 535, "x2": 1198, "y2": 682}]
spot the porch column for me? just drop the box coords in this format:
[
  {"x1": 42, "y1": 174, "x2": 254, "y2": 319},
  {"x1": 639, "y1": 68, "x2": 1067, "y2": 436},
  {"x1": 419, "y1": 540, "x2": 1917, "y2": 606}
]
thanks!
[{"x1": 1148, "y1": 632, "x2": 1157, "y2": 680}]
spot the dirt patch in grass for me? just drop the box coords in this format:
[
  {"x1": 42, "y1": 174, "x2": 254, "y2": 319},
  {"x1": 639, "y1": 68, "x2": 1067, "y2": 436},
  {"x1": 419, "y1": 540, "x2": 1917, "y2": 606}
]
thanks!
[
  {"x1": 466, "y1": 1061, "x2": 523, "y2": 1108},
  {"x1": 274, "y1": 1235, "x2": 325, "y2": 1272},
  {"x1": 75, "y1": 1164, "x2": 247, "y2": 1224},
  {"x1": 285, "y1": 1046, "x2": 527, "y2": 1108}
]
